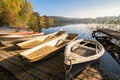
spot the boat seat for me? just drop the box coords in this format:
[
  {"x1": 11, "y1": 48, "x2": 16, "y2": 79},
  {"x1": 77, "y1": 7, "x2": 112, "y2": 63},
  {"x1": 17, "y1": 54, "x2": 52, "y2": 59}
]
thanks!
[
  {"x1": 19, "y1": 36, "x2": 56, "y2": 49},
  {"x1": 44, "y1": 35, "x2": 56, "y2": 40},
  {"x1": 59, "y1": 39, "x2": 70, "y2": 42},
  {"x1": 26, "y1": 46, "x2": 58, "y2": 61},
  {"x1": 19, "y1": 40, "x2": 42, "y2": 49},
  {"x1": 55, "y1": 39, "x2": 70, "y2": 47},
  {"x1": 74, "y1": 44, "x2": 96, "y2": 51},
  {"x1": 73, "y1": 47, "x2": 96, "y2": 57}
]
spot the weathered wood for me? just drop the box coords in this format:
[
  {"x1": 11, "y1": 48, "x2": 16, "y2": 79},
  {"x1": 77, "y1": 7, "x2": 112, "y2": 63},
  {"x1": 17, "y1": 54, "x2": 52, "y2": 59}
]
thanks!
[
  {"x1": 16, "y1": 31, "x2": 66, "y2": 49},
  {"x1": 5, "y1": 52, "x2": 61, "y2": 79},
  {"x1": 26, "y1": 46, "x2": 58, "y2": 62},
  {"x1": 0, "y1": 54, "x2": 38, "y2": 80},
  {"x1": 2, "y1": 52, "x2": 55, "y2": 79},
  {"x1": 97, "y1": 29, "x2": 120, "y2": 40},
  {"x1": 12, "y1": 51, "x2": 62, "y2": 69},
  {"x1": 0, "y1": 46, "x2": 104, "y2": 80},
  {"x1": 15, "y1": 50, "x2": 65, "y2": 79},
  {"x1": 11, "y1": 50, "x2": 63, "y2": 68},
  {"x1": 0, "y1": 47, "x2": 65, "y2": 80}
]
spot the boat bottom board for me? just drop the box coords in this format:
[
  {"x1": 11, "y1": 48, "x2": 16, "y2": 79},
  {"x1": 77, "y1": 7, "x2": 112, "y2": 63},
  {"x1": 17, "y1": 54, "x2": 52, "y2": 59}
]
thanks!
[
  {"x1": 18, "y1": 40, "x2": 42, "y2": 49},
  {"x1": 18, "y1": 36, "x2": 57, "y2": 49},
  {"x1": 72, "y1": 47, "x2": 96, "y2": 57},
  {"x1": 26, "y1": 46, "x2": 58, "y2": 62}
]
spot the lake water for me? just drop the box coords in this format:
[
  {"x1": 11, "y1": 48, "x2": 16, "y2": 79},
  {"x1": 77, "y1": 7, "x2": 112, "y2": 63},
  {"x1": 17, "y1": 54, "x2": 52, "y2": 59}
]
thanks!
[{"x1": 42, "y1": 24, "x2": 120, "y2": 80}]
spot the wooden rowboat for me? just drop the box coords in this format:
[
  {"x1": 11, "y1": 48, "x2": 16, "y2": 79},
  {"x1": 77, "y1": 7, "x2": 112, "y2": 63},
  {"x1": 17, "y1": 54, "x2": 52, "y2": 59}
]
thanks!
[
  {"x1": 64, "y1": 39, "x2": 105, "y2": 80},
  {"x1": 19, "y1": 33, "x2": 78, "y2": 62},
  {"x1": 0, "y1": 28, "x2": 33, "y2": 36},
  {"x1": 0, "y1": 32, "x2": 44, "y2": 41},
  {"x1": 16, "y1": 31, "x2": 66, "y2": 49},
  {"x1": 0, "y1": 32, "x2": 44, "y2": 47}
]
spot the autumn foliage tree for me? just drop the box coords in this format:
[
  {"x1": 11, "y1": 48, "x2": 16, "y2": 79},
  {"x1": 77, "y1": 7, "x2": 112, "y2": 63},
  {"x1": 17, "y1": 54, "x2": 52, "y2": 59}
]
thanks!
[
  {"x1": 1, "y1": 10, "x2": 15, "y2": 26},
  {"x1": 0, "y1": 0, "x2": 54, "y2": 31}
]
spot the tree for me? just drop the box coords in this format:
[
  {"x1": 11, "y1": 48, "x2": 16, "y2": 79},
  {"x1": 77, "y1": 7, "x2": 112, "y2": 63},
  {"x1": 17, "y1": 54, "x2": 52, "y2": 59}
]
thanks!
[
  {"x1": 43, "y1": 15, "x2": 54, "y2": 28},
  {"x1": 2, "y1": 10, "x2": 15, "y2": 26},
  {"x1": 0, "y1": 0, "x2": 54, "y2": 30},
  {"x1": 0, "y1": 0, "x2": 33, "y2": 28}
]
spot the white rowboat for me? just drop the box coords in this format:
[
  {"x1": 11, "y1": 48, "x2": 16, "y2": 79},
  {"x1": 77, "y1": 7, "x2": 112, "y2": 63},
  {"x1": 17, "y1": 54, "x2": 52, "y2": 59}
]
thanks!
[
  {"x1": 16, "y1": 31, "x2": 66, "y2": 49},
  {"x1": 0, "y1": 32, "x2": 44, "y2": 41},
  {"x1": 19, "y1": 33, "x2": 78, "y2": 62},
  {"x1": 64, "y1": 39, "x2": 105, "y2": 80}
]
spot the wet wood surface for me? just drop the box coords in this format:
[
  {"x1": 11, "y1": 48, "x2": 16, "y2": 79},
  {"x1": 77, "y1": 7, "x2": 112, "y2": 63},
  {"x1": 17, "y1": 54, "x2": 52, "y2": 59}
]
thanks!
[
  {"x1": 97, "y1": 29, "x2": 120, "y2": 40},
  {"x1": 0, "y1": 46, "x2": 65, "y2": 80}
]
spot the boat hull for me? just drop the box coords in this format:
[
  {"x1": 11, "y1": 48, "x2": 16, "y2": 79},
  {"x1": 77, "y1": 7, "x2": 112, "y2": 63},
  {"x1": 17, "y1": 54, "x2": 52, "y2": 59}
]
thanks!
[
  {"x1": 29, "y1": 44, "x2": 66, "y2": 62},
  {"x1": 0, "y1": 32, "x2": 44, "y2": 41},
  {"x1": 64, "y1": 39, "x2": 105, "y2": 80},
  {"x1": 19, "y1": 33, "x2": 79, "y2": 62},
  {"x1": 64, "y1": 39, "x2": 104, "y2": 65},
  {"x1": 0, "y1": 32, "x2": 44, "y2": 47},
  {"x1": 0, "y1": 29, "x2": 33, "y2": 36},
  {"x1": 16, "y1": 31, "x2": 59, "y2": 49},
  {"x1": 65, "y1": 60, "x2": 97, "y2": 80}
]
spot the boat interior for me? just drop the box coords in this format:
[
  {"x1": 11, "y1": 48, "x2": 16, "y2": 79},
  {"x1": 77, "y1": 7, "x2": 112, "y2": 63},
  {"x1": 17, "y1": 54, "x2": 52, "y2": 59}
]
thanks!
[
  {"x1": 55, "y1": 34, "x2": 78, "y2": 47},
  {"x1": 71, "y1": 40, "x2": 99, "y2": 57},
  {"x1": 20, "y1": 34, "x2": 78, "y2": 62},
  {"x1": 17, "y1": 31, "x2": 66, "y2": 49},
  {"x1": 44, "y1": 31, "x2": 66, "y2": 40}
]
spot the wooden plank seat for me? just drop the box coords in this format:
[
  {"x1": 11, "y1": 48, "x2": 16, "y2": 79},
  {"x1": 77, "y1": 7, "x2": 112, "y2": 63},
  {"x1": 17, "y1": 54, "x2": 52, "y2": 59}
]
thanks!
[{"x1": 23, "y1": 46, "x2": 58, "y2": 62}]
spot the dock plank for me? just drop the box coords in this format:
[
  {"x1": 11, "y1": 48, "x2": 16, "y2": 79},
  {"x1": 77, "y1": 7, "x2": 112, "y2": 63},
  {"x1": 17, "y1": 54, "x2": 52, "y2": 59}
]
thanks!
[
  {"x1": 3, "y1": 52, "x2": 61, "y2": 79},
  {"x1": 0, "y1": 54, "x2": 38, "y2": 80},
  {"x1": 97, "y1": 29, "x2": 120, "y2": 40},
  {"x1": 0, "y1": 47, "x2": 65, "y2": 80},
  {"x1": 0, "y1": 46, "x2": 105, "y2": 80}
]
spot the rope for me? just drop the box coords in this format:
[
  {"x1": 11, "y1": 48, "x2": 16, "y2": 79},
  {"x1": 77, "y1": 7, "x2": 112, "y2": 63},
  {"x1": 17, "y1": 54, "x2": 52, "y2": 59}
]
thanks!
[
  {"x1": 67, "y1": 59, "x2": 72, "y2": 73},
  {"x1": 64, "y1": 59, "x2": 74, "y2": 80}
]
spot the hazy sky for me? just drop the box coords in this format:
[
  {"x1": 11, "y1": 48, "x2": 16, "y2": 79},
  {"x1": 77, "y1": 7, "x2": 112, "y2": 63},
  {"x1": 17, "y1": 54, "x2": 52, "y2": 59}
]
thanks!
[{"x1": 30, "y1": 0, "x2": 120, "y2": 18}]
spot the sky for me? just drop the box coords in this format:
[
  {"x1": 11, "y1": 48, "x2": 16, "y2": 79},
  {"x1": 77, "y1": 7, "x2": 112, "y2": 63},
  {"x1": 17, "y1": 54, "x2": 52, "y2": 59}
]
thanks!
[{"x1": 30, "y1": 0, "x2": 120, "y2": 18}]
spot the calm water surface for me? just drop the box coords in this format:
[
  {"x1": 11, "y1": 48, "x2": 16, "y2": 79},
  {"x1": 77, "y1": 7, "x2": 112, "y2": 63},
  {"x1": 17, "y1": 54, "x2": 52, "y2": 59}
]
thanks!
[{"x1": 42, "y1": 24, "x2": 120, "y2": 80}]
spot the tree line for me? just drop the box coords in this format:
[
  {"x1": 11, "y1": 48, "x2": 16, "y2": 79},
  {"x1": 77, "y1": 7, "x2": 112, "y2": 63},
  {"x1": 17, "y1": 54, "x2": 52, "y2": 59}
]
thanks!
[
  {"x1": 0, "y1": 0, "x2": 54, "y2": 31},
  {"x1": 51, "y1": 15, "x2": 120, "y2": 27}
]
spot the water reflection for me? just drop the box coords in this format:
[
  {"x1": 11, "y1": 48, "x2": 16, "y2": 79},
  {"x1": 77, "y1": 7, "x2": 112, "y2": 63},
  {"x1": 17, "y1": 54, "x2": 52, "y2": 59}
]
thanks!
[
  {"x1": 42, "y1": 24, "x2": 96, "y2": 39},
  {"x1": 42, "y1": 24, "x2": 120, "y2": 80},
  {"x1": 99, "y1": 51, "x2": 120, "y2": 80}
]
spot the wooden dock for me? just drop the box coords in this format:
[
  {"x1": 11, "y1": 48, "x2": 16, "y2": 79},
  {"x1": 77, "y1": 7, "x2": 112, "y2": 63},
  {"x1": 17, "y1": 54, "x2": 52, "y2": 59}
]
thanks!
[
  {"x1": 96, "y1": 29, "x2": 120, "y2": 40},
  {"x1": 0, "y1": 46, "x2": 65, "y2": 80},
  {"x1": 92, "y1": 29, "x2": 120, "y2": 64},
  {"x1": 0, "y1": 45, "x2": 103, "y2": 80}
]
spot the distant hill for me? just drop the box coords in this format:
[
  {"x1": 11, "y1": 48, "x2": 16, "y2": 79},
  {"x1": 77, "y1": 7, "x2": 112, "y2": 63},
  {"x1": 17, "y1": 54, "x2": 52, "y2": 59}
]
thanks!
[{"x1": 50, "y1": 15, "x2": 120, "y2": 26}]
